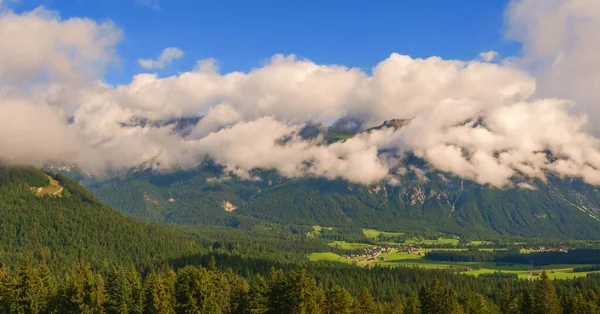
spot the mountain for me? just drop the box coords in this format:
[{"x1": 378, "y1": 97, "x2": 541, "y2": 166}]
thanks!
[
  {"x1": 52, "y1": 118, "x2": 600, "y2": 240},
  {"x1": 82, "y1": 162, "x2": 600, "y2": 239},
  {"x1": 0, "y1": 165, "x2": 200, "y2": 271}
]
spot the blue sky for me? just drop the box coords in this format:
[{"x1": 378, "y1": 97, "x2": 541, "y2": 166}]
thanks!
[{"x1": 11, "y1": 0, "x2": 518, "y2": 84}]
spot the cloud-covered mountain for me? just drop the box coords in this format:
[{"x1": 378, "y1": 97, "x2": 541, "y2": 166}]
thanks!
[{"x1": 3, "y1": 1, "x2": 600, "y2": 190}]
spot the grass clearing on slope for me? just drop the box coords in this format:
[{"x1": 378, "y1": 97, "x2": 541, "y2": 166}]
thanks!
[
  {"x1": 36, "y1": 175, "x2": 63, "y2": 197},
  {"x1": 363, "y1": 228, "x2": 405, "y2": 239}
]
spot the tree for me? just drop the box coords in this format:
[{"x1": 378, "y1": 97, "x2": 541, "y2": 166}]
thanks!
[
  {"x1": 323, "y1": 286, "x2": 354, "y2": 314},
  {"x1": 144, "y1": 272, "x2": 174, "y2": 314},
  {"x1": 11, "y1": 258, "x2": 45, "y2": 314},
  {"x1": 283, "y1": 268, "x2": 321, "y2": 314},
  {"x1": 519, "y1": 292, "x2": 534, "y2": 314},
  {"x1": 247, "y1": 274, "x2": 270, "y2": 314},
  {"x1": 403, "y1": 294, "x2": 419, "y2": 314},
  {"x1": 442, "y1": 284, "x2": 463, "y2": 314},
  {"x1": 0, "y1": 264, "x2": 13, "y2": 313},
  {"x1": 355, "y1": 287, "x2": 376, "y2": 314},
  {"x1": 126, "y1": 267, "x2": 144, "y2": 314},
  {"x1": 418, "y1": 279, "x2": 442, "y2": 314},
  {"x1": 533, "y1": 271, "x2": 561, "y2": 314},
  {"x1": 563, "y1": 291, "x2": 598, "y2": 314},
  {"x1": 224, "y1": 268, "x2": 248, "y2": 314},
  {"x1": 105, "y1": 267, "x2": 131, "y2": 314},
  {"x1": 419, "y1": 278, "x2": 462, "y2": 314},
  {"x1": 38, "y1": 263, "x2": 56, "y2": 313}
]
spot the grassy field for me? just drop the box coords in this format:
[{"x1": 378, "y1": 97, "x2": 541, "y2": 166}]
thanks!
[
  {"x1": 308, "y1": 252, "x2": 353, "y2": 264},
  {"x1": 307, "y1": 225, "x2": 333, "y2": 238},
  {"x1": 327, "y1": 241, "x2": 373, "y2": 250},
  {"x1": 36, "y1": 175, "x2": 63, "y2": 197},
  {"x1": 404, "y1": 237, "x2": 460, "y2": 246},
  {"x1": 363, "y1": 228, "x2": 405, "y2": 239},
  {"x1": 309, "y1": 248, "x2": 597, "y2": 279},
  {"x1": 469, "y1": 241, "x2": 493, "y2": 246}
]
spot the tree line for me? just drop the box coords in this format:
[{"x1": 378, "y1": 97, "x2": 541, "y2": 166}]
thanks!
[
  {"x1": 425, "y1": 249, "x2": 600, "y2": 266},
  {"x1": 2, "y1": 258, "x2": 600, "y2": 314}
]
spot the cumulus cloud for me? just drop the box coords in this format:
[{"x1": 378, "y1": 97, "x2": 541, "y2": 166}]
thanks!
[
  {"x1": 0, "y1": 7, "x2": 121, "y2": 85},
  {"x1": 2, "y1": 4, "x2": 600, "y2": 188},
  {"x1": 506, "y1": 0, "x2": 600, "y2": 135},
  {"x1": 138, "y1": 47, "x2": 184, "y2": 69},
  {"x1": 479, "y1": 50, "x2": 498, "y2": 62}
]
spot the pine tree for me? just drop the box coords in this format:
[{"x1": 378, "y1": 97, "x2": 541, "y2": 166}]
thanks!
[
  {"x1": 163, "y1": 268, "x2": 177, "y2": 313},
  {"x1": 144, "y1": 272, "x2": 174, "y2": 314},
  {"x1": 174, "y1": 266, "x2": 201, "y2": 313},
  {"x1": 418, "y1": 278, "x2": 442, "y2": 313},
  {"x1": 266, "y1": 268, "x2": 287, "y2": 314},
  {"x1": 519, "y1": 292, "x2": 534, "y2": 314},
  {"x1": 355, "y1": 287, "x2": 377, "y2": 314},
  {"x1": 126, "y1": 267, "x2": 143, "y2": 314},
  {"x1": 224, "y1": 268, "x2": 248, "y2": 314},
  {"x1": 208, "y1": 255, "x2": 218, "y2": 272},
  {"x1": 12, "y1": 258, "x2": 44, "y2": 314},
  {"x1": 569, "y1": 291, "x2": 598, "y2": 314},
  {"x1": 38, "y1": 263, "x2": 56, "y2": 313},
  {"x1": 323, "y1": 286, "x2": 354, "y2": 314},
  {"x1": 247, "y1": 274, "x2": 270, "y2": 314},
  {"x1": 533, "y1": 271, "x2": 561, "y2": 314},
  {"x1": 442, "y1": 284, "x2": 463, "y2": 314},
  {"x1": 385, "y1": 295, "x2": 403, "y2": 314},
  {"x1": 283, "y1": 268, "x2": 321, "y2": 314},
  {"x1": 105, "y1": 267, "x2": 130, "y2": 314},
  {"x1": 0, "y1": 264, "x2": 12, "y2": 313},
  {"x1": 92, "y1": 273, "x2": 107, "y2": 313},
  {"x1": 403, "y1": 294, "x2": 420, "y2": 314}
]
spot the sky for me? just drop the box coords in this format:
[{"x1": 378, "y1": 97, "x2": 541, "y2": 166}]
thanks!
[
  {"x1": 3, "y1": 0, "x2": 600, "y2": 188},
  {"x1": 9, "y1": 0, "x2": 518, "y2": 84}
]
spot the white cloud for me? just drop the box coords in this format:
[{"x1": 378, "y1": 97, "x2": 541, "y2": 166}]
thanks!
[
  {"x1": 2, "y1": 4, "x2": 600, "y2": 188},
  {"x1": 479, "y1": 50, "x2": 498, "y2": 62},
  {"x1": 0, "y1": 7, "x2": 122, "y2": 85},
  {"x1": 138, "y1": 47, "x2": 183, "y2": 69},
  {"x1": 506, "y1": 0, "x2": 600, "y2": 135}
]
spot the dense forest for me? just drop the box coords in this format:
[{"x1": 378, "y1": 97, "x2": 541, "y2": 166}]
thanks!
[
  {"x1": 0, "y1": 166, "x2": 327, "y2": 272},
  {"x1": 83, "y1": 162, "x2": 600, "y2": 239},
  {"x1": 426, "y1": 249, "x2": 600, "y2": 266},
  {"x1": 5, "y1": 165, "x2": 600, "y2": 313},
  {"x1": 2, "y1": 258, "x2": 600, "y2": 314}
]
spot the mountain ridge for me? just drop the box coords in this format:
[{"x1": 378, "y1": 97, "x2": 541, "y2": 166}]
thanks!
[{"x1": 43, "y1": 118, "x2": 600, "y2": 239}]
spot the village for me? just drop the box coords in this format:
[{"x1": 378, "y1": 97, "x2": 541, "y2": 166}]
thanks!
[
  {"x1": 341, "y1": 244, "x2": 422, "y2": 264},
  {"x1": 338, "y1": 243, "x2": 569, "y2": 265}
]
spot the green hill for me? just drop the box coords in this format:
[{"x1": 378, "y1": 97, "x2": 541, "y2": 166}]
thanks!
[{"x1": 0, "y1": 165, "x2": 200, "y2": 271}]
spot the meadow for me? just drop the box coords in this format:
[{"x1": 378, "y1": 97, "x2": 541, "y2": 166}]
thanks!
[
  {"x1": 309, "y1": 249, "x2": 598, "y2": 279},
  {"x1": 36, "y1": 175, "x2": 63, "y2": 197},
  {"x1": 363, "y1": 228, "x2": 405, "y2": 239}
]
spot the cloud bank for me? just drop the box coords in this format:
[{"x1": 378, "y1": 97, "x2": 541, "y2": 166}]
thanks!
[{"x1": 1, "y1": 2, "x2": 600, "y2": 188}]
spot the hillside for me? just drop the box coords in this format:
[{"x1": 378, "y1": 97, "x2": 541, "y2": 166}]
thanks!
[
  {"x1": 0, "y1": 165, "x2": 200, "y2": 271},
  {"x1": 84, "y1": 163, "x2": 600, "y2": 239}
]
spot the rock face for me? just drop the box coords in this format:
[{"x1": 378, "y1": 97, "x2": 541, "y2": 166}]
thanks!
[
  {"x1": 222, "y1": 200, "x2": 237, "y2": 212},
  {"x1": 366, "y1": 119, "x2": 412, "y2": 132}
]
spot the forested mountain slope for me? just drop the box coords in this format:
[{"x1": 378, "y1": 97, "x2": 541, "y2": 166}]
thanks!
[
  {"x1": 86, "y1": 163, "x2": 600, "y2": 239},
  {"x1": 0, "y1": 166, "x2": 200, "y2": 271}
]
